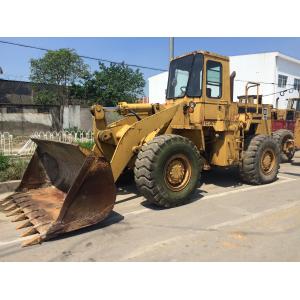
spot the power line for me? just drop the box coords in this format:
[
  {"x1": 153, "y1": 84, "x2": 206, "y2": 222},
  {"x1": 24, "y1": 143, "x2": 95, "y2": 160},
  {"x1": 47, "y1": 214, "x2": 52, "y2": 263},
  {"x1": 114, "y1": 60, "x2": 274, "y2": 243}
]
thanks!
[
  {"x1": 0, "y1": 40, "x2": 167, "y2": 72},
  {"x1": 2, "y1": 39, "x2": 299, "y2": 84},
  {"x1": 262, "y1": 87, "x2": 297, "y2": 97},
  {"x1": 235, "y1": 79, "x2": 300, "y2": 97},
  {"x1": 1, "y1": 40, "x2": 299, "y2": 95}
]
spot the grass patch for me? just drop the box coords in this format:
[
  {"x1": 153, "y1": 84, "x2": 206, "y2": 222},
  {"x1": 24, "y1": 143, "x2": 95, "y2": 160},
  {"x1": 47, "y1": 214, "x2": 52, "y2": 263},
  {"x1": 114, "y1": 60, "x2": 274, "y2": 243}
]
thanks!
[
  {"x1": 77, "y1": 140, "x2": 95, "y2": 150},
  {"x1": 0, "y1": 155, "x2": 29, "y2": 182},
  {"x1": 0, "y1": 155, "x2": 10, "y2": 171}
]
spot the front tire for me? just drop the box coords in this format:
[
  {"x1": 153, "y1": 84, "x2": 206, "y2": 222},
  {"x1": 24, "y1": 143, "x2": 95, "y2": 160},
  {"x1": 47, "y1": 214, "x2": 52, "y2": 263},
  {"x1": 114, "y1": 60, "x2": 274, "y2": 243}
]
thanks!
[
  {"x1": 134, "y1": 134, "x2": 202, "y2": 208},
  {"x1": 240, "y1": 135, "x2": 280, "y2": 185}
]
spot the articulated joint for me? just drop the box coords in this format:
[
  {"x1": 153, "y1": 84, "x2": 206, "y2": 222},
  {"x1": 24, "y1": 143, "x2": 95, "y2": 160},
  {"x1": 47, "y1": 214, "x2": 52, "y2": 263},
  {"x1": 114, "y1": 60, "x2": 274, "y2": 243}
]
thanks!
[{"x1": 91, "y1": 104, "x2": 105, "y2": 120}]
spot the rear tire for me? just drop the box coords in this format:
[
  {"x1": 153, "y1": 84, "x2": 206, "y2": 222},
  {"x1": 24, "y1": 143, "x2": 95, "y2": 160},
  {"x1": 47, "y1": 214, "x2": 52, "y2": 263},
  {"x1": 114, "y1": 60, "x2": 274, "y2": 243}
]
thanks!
[
  {"x1": 134, "y1": 134, "x2": 203, "y2": 208},
  {"x1": 272, "y1": 129, "x2": 295, "y2": 162},
  {"x1": 239, "y1": 135, "x2": 279, "y2": 185}
]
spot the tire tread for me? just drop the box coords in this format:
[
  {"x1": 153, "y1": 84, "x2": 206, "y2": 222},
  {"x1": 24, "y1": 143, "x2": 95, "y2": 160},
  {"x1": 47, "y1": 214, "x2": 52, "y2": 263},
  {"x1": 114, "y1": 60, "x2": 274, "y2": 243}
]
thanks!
[
  {"x1": 240, "y1": 135, "x2": 279, "y2": 184},
  {"x1": 134, "y1": 134, "x2": 201, "y2": 207}
]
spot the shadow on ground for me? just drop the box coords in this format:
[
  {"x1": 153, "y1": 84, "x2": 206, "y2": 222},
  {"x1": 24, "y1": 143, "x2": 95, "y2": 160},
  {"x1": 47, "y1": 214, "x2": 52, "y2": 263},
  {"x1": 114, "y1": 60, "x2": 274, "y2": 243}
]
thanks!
[
  {"x1": 116, "y1": 167, "x2": 243, "y2": 210},
  {"x1": 291, "y1": 161, "x2": 300, "y2": 167},
  {"x1": 202, "y1": 167, "x2": 243, "y2": 188},
  {"x1": 116, "y1": 183, "x2": 140, "y2": 204},
  {"x1": 280, "y1": 171, "x2": 300, "y2": 177},
  {"x1": 50, "y1": 211, "x2": 124, "y2": 242},
  {"x1": 140, "y1": 188, "x2": 207, "y2": 210}
]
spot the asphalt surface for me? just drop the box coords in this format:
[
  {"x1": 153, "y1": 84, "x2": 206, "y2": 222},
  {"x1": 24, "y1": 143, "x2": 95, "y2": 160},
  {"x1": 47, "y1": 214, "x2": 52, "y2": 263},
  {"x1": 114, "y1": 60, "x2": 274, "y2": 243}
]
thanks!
[{"x1": 1, "y1": 154, "x2": 300, "y2": 261}]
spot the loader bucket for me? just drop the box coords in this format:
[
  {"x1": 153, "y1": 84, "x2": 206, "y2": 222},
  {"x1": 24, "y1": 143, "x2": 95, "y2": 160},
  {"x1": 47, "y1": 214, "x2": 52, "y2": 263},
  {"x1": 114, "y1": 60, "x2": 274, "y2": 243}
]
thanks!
[{"x1": 1, "y1": 139, "x2": 116, "y2": 247}]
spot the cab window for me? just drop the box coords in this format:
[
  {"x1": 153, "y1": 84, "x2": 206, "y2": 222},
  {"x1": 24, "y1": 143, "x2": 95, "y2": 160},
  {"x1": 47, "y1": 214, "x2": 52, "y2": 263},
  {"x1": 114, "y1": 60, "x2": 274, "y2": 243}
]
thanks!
[
  {"x1": 166, "y1": 54, "x2": 204, "y2": 99},
  {"x1": 167, "y1": 55, "x2": 194, "y2": 99},
  {"x1": 206, "y1": 60, "x2": 222, "y2": 98}
]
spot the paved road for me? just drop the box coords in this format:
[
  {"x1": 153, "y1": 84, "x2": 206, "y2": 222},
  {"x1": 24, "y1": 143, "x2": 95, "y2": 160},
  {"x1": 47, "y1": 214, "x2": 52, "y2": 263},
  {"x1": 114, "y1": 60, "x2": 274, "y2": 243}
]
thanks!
[{"x1": 1, "y1": 154, "x2": 300, "y2": 261}]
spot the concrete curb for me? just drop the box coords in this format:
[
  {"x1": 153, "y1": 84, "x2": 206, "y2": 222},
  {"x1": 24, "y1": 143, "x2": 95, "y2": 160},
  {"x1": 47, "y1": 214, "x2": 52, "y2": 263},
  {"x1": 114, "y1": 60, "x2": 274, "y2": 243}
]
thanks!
[{"x1": 0, "y1": 180, "x2": 20, "y2": 193}]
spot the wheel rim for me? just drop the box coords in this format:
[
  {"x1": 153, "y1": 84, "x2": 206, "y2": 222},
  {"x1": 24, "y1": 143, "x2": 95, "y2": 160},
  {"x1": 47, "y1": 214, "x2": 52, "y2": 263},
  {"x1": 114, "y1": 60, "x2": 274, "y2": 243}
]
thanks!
[
  {"x1": 282, "y1": 137, "x2": 294, "y2": 158},
  {"x1": 260, "y1": 148, "x2": 276, "y2": 175},
  {"x1": 164, "y1": 154, "x2": 192, "y2": 191}
]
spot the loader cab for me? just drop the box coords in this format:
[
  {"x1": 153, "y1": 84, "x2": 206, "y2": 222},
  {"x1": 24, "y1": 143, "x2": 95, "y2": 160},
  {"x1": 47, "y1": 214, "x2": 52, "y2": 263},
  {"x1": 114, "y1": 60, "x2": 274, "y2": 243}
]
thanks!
[
  {"x1": 166, "y1": 51, "x2": 231, "y2": 121},
  {"x1": 166, "y1": 51, "x2": 230, "y2": 100}
]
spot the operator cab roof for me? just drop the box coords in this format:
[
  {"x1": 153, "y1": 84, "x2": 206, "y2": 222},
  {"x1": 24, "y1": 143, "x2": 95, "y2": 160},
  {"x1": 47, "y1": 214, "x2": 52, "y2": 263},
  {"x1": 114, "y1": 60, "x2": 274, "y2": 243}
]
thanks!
[{"x1": 172, "y1": 50, "x2": 229, "y2": 62}]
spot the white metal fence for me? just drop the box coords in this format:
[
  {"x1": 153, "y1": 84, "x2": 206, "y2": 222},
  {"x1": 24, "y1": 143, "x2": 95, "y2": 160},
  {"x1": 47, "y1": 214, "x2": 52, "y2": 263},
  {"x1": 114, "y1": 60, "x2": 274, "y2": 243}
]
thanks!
[
  {"x1": 0, "y1": 130, "x2": 94, "y2": 156},
  {"x1": 0, "y1": 132, "x2": 13, "y2": 156}
]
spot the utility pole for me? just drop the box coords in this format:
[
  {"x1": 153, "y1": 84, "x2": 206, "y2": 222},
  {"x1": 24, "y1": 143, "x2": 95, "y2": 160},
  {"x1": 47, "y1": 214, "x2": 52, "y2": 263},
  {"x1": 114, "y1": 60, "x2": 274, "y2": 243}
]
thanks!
[{"x1": 169, "y1": 37, "x2": 174, "y2": 61}]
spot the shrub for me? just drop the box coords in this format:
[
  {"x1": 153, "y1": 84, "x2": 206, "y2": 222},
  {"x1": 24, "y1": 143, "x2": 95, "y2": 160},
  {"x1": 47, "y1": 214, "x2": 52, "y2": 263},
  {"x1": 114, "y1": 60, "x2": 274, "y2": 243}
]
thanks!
[
  {"x1": 77, "y1": 140, "x2": 95, "y2": 150},
  {"x1": 0, "y1": 154, "x2": 10, "y2": 171},
  {"x1": 0, "y1": 157, "x2": 29, "y2": 182}
]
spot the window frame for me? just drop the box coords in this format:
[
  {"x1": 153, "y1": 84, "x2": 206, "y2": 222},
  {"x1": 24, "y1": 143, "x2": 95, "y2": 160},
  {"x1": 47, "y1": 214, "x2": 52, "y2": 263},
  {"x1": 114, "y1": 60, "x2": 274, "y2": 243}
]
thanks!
[
  {"x1": 294, "y1": 78, "x2": 300, "y2": 91},
  {"x1": 166, "y1": 53, "x2": 204, "y2": 100},
  {"x1": 278, "y1": 74, "x2": 288, "y2": 88},
  {"x1": 186, "y1": 53, "x2": 204, "y2": 98},
  {"x1": 206, "y1": 60, "x2": 223, "y2": 99}
]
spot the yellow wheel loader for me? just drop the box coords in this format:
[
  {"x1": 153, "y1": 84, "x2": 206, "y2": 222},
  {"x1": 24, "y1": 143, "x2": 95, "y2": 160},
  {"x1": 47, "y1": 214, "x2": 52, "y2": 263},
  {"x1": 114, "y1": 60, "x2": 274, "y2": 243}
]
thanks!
[{"x1": 1, "y1": 50, "x2": 280, "y2": 246}]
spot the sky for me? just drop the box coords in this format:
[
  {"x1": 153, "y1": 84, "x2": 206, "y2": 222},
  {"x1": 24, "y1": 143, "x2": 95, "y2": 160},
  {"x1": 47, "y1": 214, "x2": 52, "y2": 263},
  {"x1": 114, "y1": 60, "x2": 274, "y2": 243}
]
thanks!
[{"x1": 1, "y1": 37, "x2": 300, "y2": 95}]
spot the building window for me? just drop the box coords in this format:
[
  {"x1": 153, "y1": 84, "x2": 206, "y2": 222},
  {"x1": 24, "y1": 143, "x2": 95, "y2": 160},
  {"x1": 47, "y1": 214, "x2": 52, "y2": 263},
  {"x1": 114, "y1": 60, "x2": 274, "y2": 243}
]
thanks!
[
  {"x1": 278, "y1": 74, "x2": 288, "y2": 88},
  {"x1": 206, "y1": 60, "x2": 222, "y2": 98},
  {"x1": 294, "y1": 78, "x2": 300, "y2": 91}
]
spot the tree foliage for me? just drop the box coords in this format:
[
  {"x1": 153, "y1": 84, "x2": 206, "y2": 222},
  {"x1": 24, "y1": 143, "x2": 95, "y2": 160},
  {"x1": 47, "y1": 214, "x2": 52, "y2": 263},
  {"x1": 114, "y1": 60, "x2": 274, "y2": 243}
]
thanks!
[
  {"x1": 71, "y1": 62, "x2": 145, "y2": 106},
  {"x1": 30, "y1": 48, "x2": 88, "y2": 105}
]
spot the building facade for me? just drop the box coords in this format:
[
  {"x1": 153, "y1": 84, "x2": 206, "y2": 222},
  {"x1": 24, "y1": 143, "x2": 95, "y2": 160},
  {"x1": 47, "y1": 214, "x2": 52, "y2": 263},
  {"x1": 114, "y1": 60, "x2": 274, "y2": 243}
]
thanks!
[
  {"x1": 148, "y1": 72, "x2": 168, "y2": 104},
  {"x1": 148, "y1": 52, "x2": 300, "y2": 108}
]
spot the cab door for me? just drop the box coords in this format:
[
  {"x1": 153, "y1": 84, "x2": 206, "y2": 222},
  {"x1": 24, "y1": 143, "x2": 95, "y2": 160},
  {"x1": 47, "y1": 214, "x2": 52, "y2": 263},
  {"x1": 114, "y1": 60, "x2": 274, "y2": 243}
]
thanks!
[{"x1": 203, "y1": 58, "x2": 228, "y2": 122}]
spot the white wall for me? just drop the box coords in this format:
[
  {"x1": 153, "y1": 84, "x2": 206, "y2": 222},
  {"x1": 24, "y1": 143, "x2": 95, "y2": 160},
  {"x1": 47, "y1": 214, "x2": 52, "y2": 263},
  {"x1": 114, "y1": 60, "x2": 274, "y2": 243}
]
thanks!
[
  {"x1": 63, "y1": 105, "x2": 81, "y2": 129},
  {"x1": 63, "y1": 105, "x2": 93, "y2": 130},
  {"x1": 0, "y1": 112, "x2": 52, "y2": 126},
  {"x1": 230, "y1": 53, "x2": 277, "y2": 105},
  {"x1": 80, "y1": 107, "x2": 92, "y2": 131},
  {"x1": 148, "y1": 72, "x2": 168, "y2": 103},
  {"x1": 276, "y1": 56, "x2": 300, "y2": 108}
]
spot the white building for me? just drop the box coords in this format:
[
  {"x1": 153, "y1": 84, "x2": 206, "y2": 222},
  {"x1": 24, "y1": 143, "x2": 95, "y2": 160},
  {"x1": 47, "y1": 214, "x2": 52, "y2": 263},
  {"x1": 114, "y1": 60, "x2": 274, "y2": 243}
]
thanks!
[
  {"x1": 148, "y1": 72, "x2": 169, "y2": 104},
  {"x1": 148, "y1": 52, "x2": 300, "y2": 108}
]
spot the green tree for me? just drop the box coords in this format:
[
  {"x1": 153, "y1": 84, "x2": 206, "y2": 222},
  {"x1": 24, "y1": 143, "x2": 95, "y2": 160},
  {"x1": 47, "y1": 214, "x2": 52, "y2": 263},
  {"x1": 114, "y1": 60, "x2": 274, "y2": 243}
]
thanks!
[
  {"x1": 71, "y1": 62, "x2": 145, "y2": 106},
  {"x1": 30, "y1": 48, "x2": 89, "y2": 105}
]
